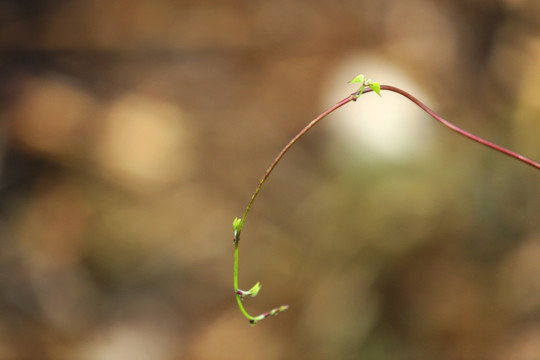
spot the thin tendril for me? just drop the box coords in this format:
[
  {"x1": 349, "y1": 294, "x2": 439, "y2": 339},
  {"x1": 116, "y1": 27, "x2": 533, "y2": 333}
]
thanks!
[{"x1": 233, "y1": 81, "x2": 539, "y2": 324}]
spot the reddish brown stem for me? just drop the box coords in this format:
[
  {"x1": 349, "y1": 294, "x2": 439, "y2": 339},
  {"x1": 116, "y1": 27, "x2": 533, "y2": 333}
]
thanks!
[
  {"x1": 238, "y1": 95, "x2": 354, "y2": 227},
  {"x1": 359, "y1": 85, "x2": 540, "y2": 170}
]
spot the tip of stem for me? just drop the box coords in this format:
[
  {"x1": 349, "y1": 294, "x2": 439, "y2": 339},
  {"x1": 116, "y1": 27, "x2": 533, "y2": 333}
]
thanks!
[{"x1": 249, "y1": 304, "x2": 289, "y2": 325}]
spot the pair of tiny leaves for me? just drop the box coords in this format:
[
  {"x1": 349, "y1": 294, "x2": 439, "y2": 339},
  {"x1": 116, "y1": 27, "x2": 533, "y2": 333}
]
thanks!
[
  {"x1": 349, "y1": 74, "x2": 381, "y2": 98},
  {"x1": 236, "y1": 281, "x2": 262, "y2": 299}
]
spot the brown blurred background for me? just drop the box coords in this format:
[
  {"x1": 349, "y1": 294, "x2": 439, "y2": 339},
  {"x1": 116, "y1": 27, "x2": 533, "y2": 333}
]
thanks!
[{"x1": 0, "y1": 0, "x2": 539, "y2": 359}]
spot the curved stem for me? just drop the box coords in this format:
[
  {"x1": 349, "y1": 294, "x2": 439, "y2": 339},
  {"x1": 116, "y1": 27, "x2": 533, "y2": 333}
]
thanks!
[
  {"x1": 233, "y1": 81, "x2": 539, "y2": 324},
  {"x1": 232, "y1": 94, "x2": 354, "y2": 324},
  {"x1": 233, "y1": 243, "x2": 252, "y2": 320},
  {"x1": 360, "y1": 85, "x2": 540, "y2": 170},
  {"x1": 239, "y1": 95, "x2": 354, "y2": 228},
  {"x1": 234, "y1": 242, "x2": 289, "y2": 324}
]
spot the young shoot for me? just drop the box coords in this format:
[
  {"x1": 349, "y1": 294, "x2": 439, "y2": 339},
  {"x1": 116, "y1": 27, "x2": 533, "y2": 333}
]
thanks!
[{"x1": 232, "y1": 74, "x2": 540, "y2": 325}]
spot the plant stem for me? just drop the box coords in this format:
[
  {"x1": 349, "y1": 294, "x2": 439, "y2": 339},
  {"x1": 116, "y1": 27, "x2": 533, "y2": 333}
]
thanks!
[
  {"x1": 242, "y1": 85, "x2": 538, "y2": 228},
  {"x1": 233, "y1": 81, "x2": 539, "y2": 324},
  {"x1": 232, "y1": 95, "x2": 353, "y2": 324},
  {"x1": 233, "y1": 242, "x2": 254, "y2": 320},
  {"x1": 362, "y1": 85, "x2": 540, "y2": 170},
  {"x1": 234, "y1": 241, "x2": 289, "y2": 324},
  {"x1": 239, "y1": 95, "x2": 355, "y2": 226}
]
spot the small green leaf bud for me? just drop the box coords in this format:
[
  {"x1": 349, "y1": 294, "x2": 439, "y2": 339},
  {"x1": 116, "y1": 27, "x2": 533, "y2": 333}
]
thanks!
[{"x1": 233, "y1": 217, "x2": 243, "y2": 240}]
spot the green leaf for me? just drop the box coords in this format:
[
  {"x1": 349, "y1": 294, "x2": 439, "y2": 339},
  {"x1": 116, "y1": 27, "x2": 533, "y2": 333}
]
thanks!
[
  {"x1": 348, "y1": 74, "x2": 365, "y2": 84},
  {"x1": 369, "y1": 82, "x2": 381, "y2": 96},
  {"x1": 236, "y1": 281, "x2": 262, "y2": 300},
  {"x1": 246, "y1": 281, "x2": 262, "y2": 297}
]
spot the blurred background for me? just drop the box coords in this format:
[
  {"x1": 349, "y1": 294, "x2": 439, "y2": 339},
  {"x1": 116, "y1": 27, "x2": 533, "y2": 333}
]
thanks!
[{"x1": 0, "y1": 0, "x2": 539, "y2": 359}]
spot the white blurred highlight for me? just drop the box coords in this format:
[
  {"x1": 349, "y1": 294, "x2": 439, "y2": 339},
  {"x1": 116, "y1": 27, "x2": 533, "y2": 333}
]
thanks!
[{"x1": 321, "y1": 54, "x2": 435, "y2": 162}]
